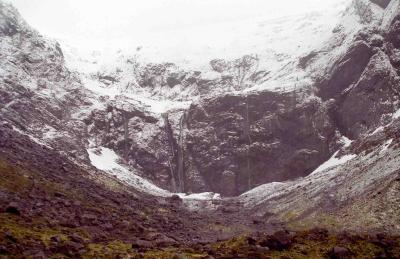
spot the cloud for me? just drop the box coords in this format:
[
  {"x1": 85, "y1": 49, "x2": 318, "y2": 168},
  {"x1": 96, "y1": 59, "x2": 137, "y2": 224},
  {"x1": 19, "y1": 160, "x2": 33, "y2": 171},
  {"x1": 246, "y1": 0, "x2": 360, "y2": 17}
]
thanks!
[{"x1": 5, "y1": 0, "x2": 344, "y2": 68}]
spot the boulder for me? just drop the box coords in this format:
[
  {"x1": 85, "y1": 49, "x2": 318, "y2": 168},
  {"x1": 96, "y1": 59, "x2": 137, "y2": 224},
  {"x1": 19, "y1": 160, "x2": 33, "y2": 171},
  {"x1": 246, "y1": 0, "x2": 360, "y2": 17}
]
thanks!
[
  {"x1": 5, "y1": 202, "x2": 20, "y2": 215},
  {"x1": 327, "y1": 246, "x2": 351, "y2": 259},
  {"x1": 259, "y1": 230, "x2": 294, "y2": 251}
]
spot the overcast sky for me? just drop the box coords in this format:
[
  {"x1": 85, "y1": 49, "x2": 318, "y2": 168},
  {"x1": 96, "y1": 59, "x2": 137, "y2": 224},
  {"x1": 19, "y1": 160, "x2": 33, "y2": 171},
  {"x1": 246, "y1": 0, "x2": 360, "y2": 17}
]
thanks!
[{"x1": 6, "y1": 0, "x2": 333, "y2": 47}]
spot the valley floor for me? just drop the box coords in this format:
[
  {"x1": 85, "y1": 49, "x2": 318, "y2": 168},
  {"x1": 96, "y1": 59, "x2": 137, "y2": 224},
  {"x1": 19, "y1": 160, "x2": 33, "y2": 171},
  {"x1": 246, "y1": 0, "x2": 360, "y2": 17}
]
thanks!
[{"x1": 1, "y1": 125, "x2": 399, "y2": 258}]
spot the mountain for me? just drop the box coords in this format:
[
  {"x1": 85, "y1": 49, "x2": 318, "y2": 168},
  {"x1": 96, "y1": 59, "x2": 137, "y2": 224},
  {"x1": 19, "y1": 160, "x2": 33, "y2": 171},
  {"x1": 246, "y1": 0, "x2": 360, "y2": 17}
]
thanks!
[{"x1": 0, "y1": 0, "x2": 400, "y2": 257}]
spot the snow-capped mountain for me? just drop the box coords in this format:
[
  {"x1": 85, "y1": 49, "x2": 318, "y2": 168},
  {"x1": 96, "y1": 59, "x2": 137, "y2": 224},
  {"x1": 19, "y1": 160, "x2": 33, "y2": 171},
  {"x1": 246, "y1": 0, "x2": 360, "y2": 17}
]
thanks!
[{"x1": 1, "y1": 0, "x2": 400, "y2": 257}]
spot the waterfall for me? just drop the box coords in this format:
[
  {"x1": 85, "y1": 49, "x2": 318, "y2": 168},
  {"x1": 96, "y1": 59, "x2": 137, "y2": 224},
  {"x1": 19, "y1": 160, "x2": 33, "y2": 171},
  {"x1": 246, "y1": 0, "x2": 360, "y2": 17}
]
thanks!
[
  {"x1": 162, "y1": 113, "x2": 178, "y2": 192},
  {"x1": 122, "y1": 111, "x2": 129, "y2": 160},
  {"x1": 176, "y1": 112, "x2": 186, "y2": 192},
  {"x1": 245, "y1": 94, "x2": 253, "y2": 189},
  {"x1": 162, "y1": 112, "x2": 187, "y2": 193}
]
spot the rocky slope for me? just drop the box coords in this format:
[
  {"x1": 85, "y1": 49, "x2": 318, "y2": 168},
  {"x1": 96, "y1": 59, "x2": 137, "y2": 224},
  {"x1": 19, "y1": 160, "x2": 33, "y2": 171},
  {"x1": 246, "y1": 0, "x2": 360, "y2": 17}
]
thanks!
[
  {"x1": 71, "y1": 0, "x2": 400, "y2": 197},
  {"x1": 1, "y1": 0, "x2": 400, "y2": 257}
]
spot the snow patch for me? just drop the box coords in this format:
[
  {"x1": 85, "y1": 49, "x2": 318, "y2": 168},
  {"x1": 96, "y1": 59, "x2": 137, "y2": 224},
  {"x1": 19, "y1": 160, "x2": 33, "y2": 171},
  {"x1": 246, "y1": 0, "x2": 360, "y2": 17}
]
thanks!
[
  {"x1": 311, "y1": 152, "x2": 357, "y2": 175},
  {"x1": 87, "y1": 143, "x2": 223, "y2": 200},
  {"x1": 12, "y1": 126, "x2": 53, "y2": 149},
  {"x1": 240, "y1": 182, "x2": 285, "y2": 201},
  {"x1": 393, "y1": 108, "x2": 400, "y2": 119},
  {"x1": 380, "y1": 138, "x2": 393, "y2": 153},
  {"x1": 176, "y1": 192, "x2": 221, "y2": 200},
  {"x1": 341, "y1": 136, "x2": 353, "y2": 148},
  {"x1": 372, "y1": 126, "x2": 384, "y2": 135},
  {"x1": 87, "y1": 144, "x2": 170, "y2": 196}
]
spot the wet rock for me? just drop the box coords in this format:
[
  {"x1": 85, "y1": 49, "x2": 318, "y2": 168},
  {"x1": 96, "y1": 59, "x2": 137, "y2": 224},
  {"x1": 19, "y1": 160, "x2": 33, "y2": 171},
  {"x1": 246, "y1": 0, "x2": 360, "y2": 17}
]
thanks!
[{"x1": 186, "y1": 92, "x2": 336, "y2": 195}]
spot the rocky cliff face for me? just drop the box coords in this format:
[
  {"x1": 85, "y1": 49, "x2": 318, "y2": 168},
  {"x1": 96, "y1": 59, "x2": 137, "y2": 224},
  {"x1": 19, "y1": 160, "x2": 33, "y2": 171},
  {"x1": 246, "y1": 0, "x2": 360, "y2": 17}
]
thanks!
[
  {"x1": 183, "y1": 92, "x2": 338, "y2": 195},
  {"x1": 85, "y1": 0, "x2": 400, "y2": 196},
  {"x1": 317, "y1": 23, "x2": 400, "y2": 140},
  {"x1": 1, "y1": 0, "x2": 400, "y2": 257},
  {"x1": 2, "y1": 0, "x2": 400, "y2": 198}
]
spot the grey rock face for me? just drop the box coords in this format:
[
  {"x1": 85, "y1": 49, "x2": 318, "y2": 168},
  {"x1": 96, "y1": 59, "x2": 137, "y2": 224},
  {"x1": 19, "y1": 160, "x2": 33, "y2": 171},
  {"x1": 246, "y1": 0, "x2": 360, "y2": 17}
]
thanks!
[
  {"x1": 335, "y1": 50, "x2": 399, "y2": 138},
  {"x1": 182, "y1": 92, "x2": 337, "y2": 195},
  {"x1": 84, "y1": 90, "x2": 338, "y2": 196},
  {"x1": 317, "y1": 24, "x2": 400, "y2": 138},
  {"x1": 318, "y1": 40, "x2": 373, "y2": 100},
  {"x1": 370, "y1": 0, "x2": 391, "y2": 9}
]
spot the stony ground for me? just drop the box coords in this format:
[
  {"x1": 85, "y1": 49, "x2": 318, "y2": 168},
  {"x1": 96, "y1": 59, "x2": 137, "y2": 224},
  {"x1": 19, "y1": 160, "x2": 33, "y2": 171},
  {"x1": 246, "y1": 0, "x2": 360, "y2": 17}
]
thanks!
[
  {"x1": 0, "y1": 124, "x2": 278, "y2": 258},
  {"x1": 1, "y1": 122, "x2": 400, "y2": 258}
]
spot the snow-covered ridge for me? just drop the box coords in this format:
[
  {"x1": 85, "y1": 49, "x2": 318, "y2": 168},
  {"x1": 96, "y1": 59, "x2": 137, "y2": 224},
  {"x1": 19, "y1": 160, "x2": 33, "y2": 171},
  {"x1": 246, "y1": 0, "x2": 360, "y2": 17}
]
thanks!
[
  {"x1": 58, "y1": 0, "x2": 356, "y2": 115},
  {"x1": 55, "y1": 0, "x2": 352, "y2": 70},
  {"x1": 58, "y1": 0, "x2": 391, "y2": 116}
]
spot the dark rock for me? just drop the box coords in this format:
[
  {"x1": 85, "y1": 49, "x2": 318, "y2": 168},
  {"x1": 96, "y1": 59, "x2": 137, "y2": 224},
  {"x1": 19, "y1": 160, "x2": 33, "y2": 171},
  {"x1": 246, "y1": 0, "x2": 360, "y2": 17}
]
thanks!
[
  {"x1": 68, "y1": 241, "x2": 84, "y2": 250},
  {"x1": 298, "y1": 51, "x2": 319, "y2": 69},
  {"x1": 166, "y1": 75, "x2": 181, "y2": 87},
  {"x1": 69, "y1": 233, "x2": 84, "y2": 243},
  {"x1": 31, "y1": 251, "x2": 46, "y2": 259},
  {"x1": 5, "y1": 202, "x2": 20, "y2": 215},
  {"x1": 308, "y1": 228, "x2": 329, "y2": 241},
  {"x1": 388, "y1": 20, "x2": 400, "y2": 48},
  {"x1": 5, "y1": 232, "x2": 17, "y2": 243},
  {"x1": 259, "y1": 230, "x2": 294, "y2": 251},
  {"x1": 185, "y1": 92, "x2": 336, "y2": 195},
  {"x1": 155, "y1": 235, "x2": 178, "y2": 247},
  {"x1": 333, "y1": 50, "x2": 398, "y2": 138},
  {"x1": 132, "y1": 239, "x2": 153, "y2": 250},
  {"x1": 101, "y1": 223, "x2": 113, "y2": 230},
  {"x1": 373, "y1": 233, "x2": 397, "y2": 249},
  {"x1": 50, "y1": 236, "x2": 62, "y2": 244},
  {"x1": 54, "y1": 192, "x2": 64, "y2": 197},
  {"x1": 169, "y1": 194, "x2": 183, "y2": 203},
  {"x1": 0, "y1": 245, "x2": 8, "y2": 255},
  {"x1": 318, "y1": 41, "x2": 373, "y2": 100},
  {"x1": 247, "y1": 236, "x2": 257, "y2": 246},
  {"x1": 327, "y1": 246, "x2": 351, "y2": 259},
  {"x1": 370, "y1": 0, "x2": 391, "y2": 9},
  {"x1": 221, "y1": 206, "x2": 239, "y2": 214}
]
